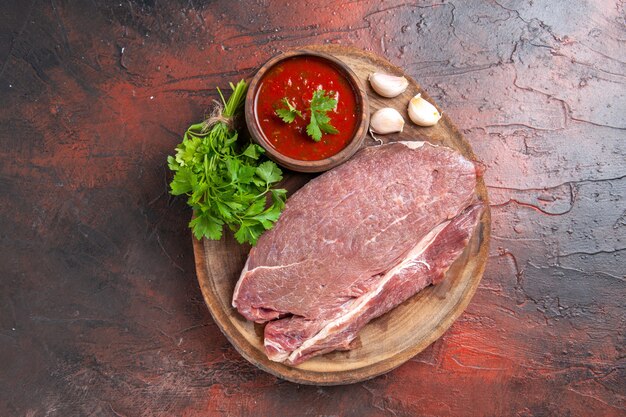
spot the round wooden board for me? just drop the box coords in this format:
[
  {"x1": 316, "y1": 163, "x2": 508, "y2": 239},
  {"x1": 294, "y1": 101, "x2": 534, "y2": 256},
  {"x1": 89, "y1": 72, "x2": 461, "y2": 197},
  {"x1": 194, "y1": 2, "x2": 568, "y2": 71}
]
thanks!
[{"x1": 193, "y1": 45, "x2": 491, "y2": 385}]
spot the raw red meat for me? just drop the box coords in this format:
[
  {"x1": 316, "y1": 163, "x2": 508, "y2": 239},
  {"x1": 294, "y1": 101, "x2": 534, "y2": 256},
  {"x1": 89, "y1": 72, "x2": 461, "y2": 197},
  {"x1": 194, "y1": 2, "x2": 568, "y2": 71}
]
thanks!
[{"x1": 232, "y1": 142, "x2": 484, "y2": 365}]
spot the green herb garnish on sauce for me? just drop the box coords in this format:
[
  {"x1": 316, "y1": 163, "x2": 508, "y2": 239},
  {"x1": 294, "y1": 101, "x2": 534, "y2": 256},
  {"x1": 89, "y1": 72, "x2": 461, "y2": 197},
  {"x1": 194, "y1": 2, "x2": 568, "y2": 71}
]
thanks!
[
  {"x1": 275, "y1": 98, "x2": 303, "y2": 123},
  {"x1": 306, "y1": 89, "x2": 339, "y2": 142},
  {"x1": 275, "y1": 89, "x2": 339, "y2": 142}
]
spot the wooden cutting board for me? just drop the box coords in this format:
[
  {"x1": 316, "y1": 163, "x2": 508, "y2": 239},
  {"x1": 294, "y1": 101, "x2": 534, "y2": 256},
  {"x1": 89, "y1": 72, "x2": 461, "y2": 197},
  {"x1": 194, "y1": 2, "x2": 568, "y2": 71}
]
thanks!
[{"x1": 192, "y1": 45, "x2": 491, "y2": 385}]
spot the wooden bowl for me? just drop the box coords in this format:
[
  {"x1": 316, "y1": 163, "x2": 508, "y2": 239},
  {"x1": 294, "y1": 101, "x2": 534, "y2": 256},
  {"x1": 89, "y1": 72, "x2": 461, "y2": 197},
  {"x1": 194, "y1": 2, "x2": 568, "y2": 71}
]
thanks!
[
  {"x1": 195, "y1": 45, "x2": 490, "y2": 385},
  {"x1": 244, "y1": 49, "x2": 370, "y2": 173}
]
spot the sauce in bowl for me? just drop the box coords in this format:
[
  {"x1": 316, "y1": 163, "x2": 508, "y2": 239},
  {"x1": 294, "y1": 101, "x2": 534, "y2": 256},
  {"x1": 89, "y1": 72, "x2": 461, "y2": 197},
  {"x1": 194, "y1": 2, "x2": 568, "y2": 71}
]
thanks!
[{"x1": 253, "y1": 55, "x2": 360, "y2": 161}]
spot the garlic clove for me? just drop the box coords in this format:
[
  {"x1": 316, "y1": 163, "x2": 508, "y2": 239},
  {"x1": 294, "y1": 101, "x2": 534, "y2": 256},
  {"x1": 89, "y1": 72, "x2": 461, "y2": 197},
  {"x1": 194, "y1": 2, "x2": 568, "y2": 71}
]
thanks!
[
  {"x1": 370, "y1": 107, "x2": 405, "y2": 134},
  {"x1": 407, "y1": 94, "x2": 441, "y2": 126},
  {"x1": 368, "y1": 73, "x2": 409, "y2": 98}
]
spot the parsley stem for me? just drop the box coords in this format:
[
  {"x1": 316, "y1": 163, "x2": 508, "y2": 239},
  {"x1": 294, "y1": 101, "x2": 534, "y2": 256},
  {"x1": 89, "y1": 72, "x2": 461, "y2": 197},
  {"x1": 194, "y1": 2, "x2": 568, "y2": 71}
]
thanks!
[{"x1": 253, "y1": 185, "x2": 271, "y2": 199}]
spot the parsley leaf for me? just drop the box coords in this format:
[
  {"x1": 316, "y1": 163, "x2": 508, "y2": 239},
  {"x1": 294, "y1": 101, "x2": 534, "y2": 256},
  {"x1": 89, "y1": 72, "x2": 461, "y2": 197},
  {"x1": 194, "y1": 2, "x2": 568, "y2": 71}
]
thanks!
[
  {"x1": 167, "y1": 80, "x2": 287, "y2": 246},
  {"x1": 256, "y1": 160, "x2": 283, "y2": 184},
  {"x1": 189, "y1": 212, "x2": 223, "y2": 241},
  {"x1": 242, "y1": 143, "x2": 262, "y2": 160},
  {"x1": 274, "y1": 90, "x2": 340, "y2": 142},
  {"x1": 306, "y1": 89, "x2": 338, "y2": 142},
  {"x1": 275, "y1": 98, "x2": 303, "y2": 123}
]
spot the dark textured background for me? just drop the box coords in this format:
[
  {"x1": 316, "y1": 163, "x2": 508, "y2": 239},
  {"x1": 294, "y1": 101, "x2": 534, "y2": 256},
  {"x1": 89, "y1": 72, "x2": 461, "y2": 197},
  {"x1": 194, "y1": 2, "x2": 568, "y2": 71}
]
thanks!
[{"x1": 1, "y1": 0, "x2": 624, "y2": 416}]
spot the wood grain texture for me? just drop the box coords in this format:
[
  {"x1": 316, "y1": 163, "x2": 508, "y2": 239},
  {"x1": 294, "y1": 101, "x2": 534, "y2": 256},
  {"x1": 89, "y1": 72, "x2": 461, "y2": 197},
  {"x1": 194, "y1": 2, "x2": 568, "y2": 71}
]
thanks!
[
  {"x1": 0, "y1": 0, "x2": 624, "y2": 416},
  {"x1": 195, "y1": 45, "x2": 491, "y2": 385}
]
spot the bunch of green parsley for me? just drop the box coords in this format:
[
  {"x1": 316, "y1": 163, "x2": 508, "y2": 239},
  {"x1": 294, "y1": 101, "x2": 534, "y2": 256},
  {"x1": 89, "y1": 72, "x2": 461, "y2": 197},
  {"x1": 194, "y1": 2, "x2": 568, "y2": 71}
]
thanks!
[{"x1": 167, "y1": 80, "x2": 286, "y2": 245}]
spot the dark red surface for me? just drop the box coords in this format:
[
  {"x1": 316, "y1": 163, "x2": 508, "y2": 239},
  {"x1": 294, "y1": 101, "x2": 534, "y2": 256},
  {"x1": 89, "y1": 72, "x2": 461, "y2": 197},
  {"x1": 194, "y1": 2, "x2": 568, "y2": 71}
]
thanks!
[
  {"x1": 256, "y1": 55, "x2": 358, "y2": 160},
  {"x1": 0, "y1": 1, "x2": 624, "y2": 416}
]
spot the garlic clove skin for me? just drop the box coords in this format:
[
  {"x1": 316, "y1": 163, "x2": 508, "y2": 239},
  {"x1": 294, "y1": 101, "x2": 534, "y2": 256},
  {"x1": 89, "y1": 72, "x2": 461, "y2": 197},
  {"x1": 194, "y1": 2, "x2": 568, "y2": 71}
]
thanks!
[
  {"x1": 368, "y1": 73, "x2": 409, "y2": 98},
  {"x1": 408, "y1": 94, "x2": 441, "y2": 126},
  {"x1": 370, "y1": 107, "x2": 405, "y2": 134}
]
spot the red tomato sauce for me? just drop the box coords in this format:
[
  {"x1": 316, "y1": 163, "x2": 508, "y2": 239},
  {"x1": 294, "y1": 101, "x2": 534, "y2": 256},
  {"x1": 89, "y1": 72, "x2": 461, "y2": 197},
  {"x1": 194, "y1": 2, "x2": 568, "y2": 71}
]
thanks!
[{"x1": 254, "y1": 56, "x2": 359, "y2": 161}]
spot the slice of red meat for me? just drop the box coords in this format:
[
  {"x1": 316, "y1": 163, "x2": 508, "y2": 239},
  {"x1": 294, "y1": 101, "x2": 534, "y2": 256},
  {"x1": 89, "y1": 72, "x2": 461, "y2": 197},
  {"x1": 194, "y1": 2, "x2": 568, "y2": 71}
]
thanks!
[{"x1": 232, "y1": 142, "x2": 484, "y2": 365}]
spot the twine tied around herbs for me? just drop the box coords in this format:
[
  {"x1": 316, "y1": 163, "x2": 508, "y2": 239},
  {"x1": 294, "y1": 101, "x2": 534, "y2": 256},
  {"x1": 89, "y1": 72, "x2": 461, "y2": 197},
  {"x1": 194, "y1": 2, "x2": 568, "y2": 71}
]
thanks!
[{"x1": 201, "y1": 100, "x2": 236, "y2": 133}]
